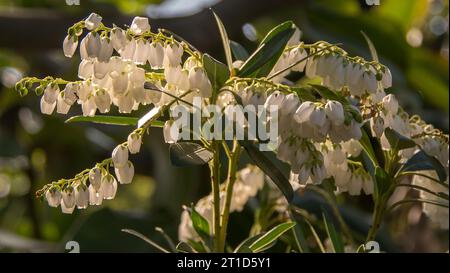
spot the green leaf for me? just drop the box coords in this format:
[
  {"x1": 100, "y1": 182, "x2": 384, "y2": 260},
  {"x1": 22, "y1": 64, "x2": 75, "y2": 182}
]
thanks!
[
  {"x1": 234, "y1": 234, "x2": 265, "y2": 253},
  {"x1": 230, "y1": 40, "x2": 249, "y2": 61},
  {"x1": 238, "y1": 21, "x2": 295, "y2": 78},
  {"x1": 384, "y1": 128, "x2": 416, "y2": 151},
  {"x1": 401, "y1": 150, "x2": 447, "y2": 182},
  {"x1": 212, "y1": 10, "x2": 233, "y2": 72},
  {"x1": 310, "y1": 84, "x2": 348, "y2": 105},
  {"x1": 292, "y1": 223, "x2": 310, "y2": 253},
  {"x1": 202, "y1": 53, "x2": 230, "y2": 95},
  {"x1": 190, "y1": 206, "x2": 211, "y2": 244},
  {"x1": 375, "y1": 166, "x2": 391, "y2": 199},
  {"x1": 322, "y1": 212, "x2": 344, "y2": 253},
  {"x1": 176, "y1": 242, "x2": 196, "y2": 253},
  {"x1": 169, "y1": 142, "x2": 214, "y2": 167},
  {"x1": 248, "y1": 222, "x2": 296, "y2": 253},
  {"x1": 240, "y1": 140, "x2": 294, "y2": 202},
  {"x1": 65, "y1": 115, "x2": 143, "y2": 126},
  {"x1": 361, "y1": 31, "x2": 379, "y2": 62},
  {"x1": 359, "y1": 128, "x2": 379, "y2": 168},
  {"x1": 121, "y1": 229, "x2": 170, "y2": 253}
]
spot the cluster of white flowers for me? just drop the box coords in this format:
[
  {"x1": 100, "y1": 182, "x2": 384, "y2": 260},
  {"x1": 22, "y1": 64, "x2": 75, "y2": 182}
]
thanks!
[
  {"x1": 40, "y1": 13, "x2": 212, "y2": 118},
  {"x1": 178, "y1": 165, "x2": 264, "y2": 242},
  {"x1": 44, "y1": 131, "x2": 142, "y2": 214}
]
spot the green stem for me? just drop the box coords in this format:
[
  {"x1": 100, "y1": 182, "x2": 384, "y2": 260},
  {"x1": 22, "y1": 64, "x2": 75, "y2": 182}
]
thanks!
[
  {"x1": 366, "y1": 198, "x2": 386, "y2": 243},
  {"x1": 209, "y1": 141, "x2": 222, "y2": 252},
  {"x1": 218, "y1": 140, "x2": 241, "y2": 252}
]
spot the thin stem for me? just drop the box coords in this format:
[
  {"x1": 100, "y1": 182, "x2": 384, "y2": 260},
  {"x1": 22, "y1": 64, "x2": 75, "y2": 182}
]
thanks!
[
  {"x1": 219, "y1": 139, "x2": 241, "y2": 251},
  {"x1": 209, "y1": 141, "x2": 222, "y2": 252},
  {"x1": 366, "y1": 198, "x2": 386, "y2": 243}
]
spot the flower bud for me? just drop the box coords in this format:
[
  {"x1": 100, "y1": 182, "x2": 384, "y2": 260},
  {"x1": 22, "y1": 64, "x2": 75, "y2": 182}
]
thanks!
[
  {"x1": 114, "y1": 161, "x2": 135, "y2": 184},
  {"x1": 112, "y1": 144, "x2": 129, "y2": 168},
  {"x1": 130, "y1": 16, "x2": 150, "y2": 35},
  {"x1": 85, "y1": 13, "x2": 102, "y2": 31}
]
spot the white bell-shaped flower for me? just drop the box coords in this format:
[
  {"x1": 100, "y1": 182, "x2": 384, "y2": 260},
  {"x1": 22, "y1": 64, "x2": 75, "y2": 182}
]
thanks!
[
  {"x1": 78, "y1": 59, "x2": 94, "y2": 80},
  {"x1": 111, "y1": 27, "x2": 127, "y2": 53},
  {"x1": 88, "y1": 184, "x2": 103, "y2": 205},
  {"x1": 100, "y1": 174, "x2": 118, "y2": 200},
  {"x1": 114, "y1": 161, "x2": 135, "y2": 184},
  {"x1": 112, "y1": 144, "x2": 129, "y2": 168},
  {"x1": 164, "y1": 42, "x2": 184, "y2": 67},
  {"x1": 163, "y1": 120, "x2": 179, "y2": 144},
  {"x1": 127, "y1": 132, "x2": 142, "y2": 154},
  {"x1": 61, "y1": 186, "x2": 76, "y2": 214},
  {"x1": 63, "y1": 35, "x2": 78, "y2": 58},
  {"x1": 43, "y1": 84, "x2": 59, "y2": 104},
  {"x1": 264, "y1": 91, "x2": 285, "y2": 110},
  {"x1": 94, "y1": 88, "x2": 111, "y2": 113},
  {"x1": 148, "y1": 41, "x2": 165, "y2": 68},
  {"x1": 133, "y1": 39, "x2": 149, "y2": 65},
  {"x1": 130, "y1": 16, "x2": 150, "y2": 35},
  {"x1": 324, "y1": 100, "x2": 344, "y2": 126},
  {"x1": 116, "y1": 92, "x2": 134, "y2": 113},
  {"x1": 40, "y1": 95, "x2": 56, "y2": 115},
  {"x1": 280, "y1": 93, "x2": 299, "y2": 116},
  {"x1": 348, "y1": 174, "x2": 363, "y2": 196},
  {"x1": 93, "y1": 59, "x2": 110, "y2": 79},
  {"x1": 381, "y1": 67, "x2": 392, "y2": 89},
  {"x1": 120, "y1": 39, "x2": 136, "y2": 61},
  {"x1": 362, "y1": 69, "x2": 377, "y2": 94},
  {"x1": 294, "y1": 101, "x2": 315, "y2": 123},
  {"x1": 85, "y1": 32, "x2": 101, "y2": 59},
  {"x1": 85, "y1": 13, "x2": 102, "y2": 31},
  {"x1": 57, "y1": 92, "x2": 71, "y2": 114},
  {"x1": 305, "y1": 57, "x2": 318, "y2": 78},
  {"x1": 382, "y1": 94, "x2": 398, "y2": 114},
  {"x1": 77, "y1": 81, "x2": 93, "y2": 102},
  {"x1": 129, "y1": 67, "x2": 146, "y2": 87},
  {"x1": 62, "y1": 83, "x2": 78, "y2": 105},
  {"x1": 45, "y1": 187, "x2": 61, "y2": 207},
  {"x1": 188, "y1": 67, "x2": 212, "y2": 97},
  {"x1": 341, "y1": 139, "x2": 362, "y2": 157},
  {"x1": 362, "y1": 176, "x2": 374, "y2": 195},
  {"x1": 81, "y1": 95, "x2": 96, "y2": 116},
  {"x1": 111, "y1": 72, "x2": 129, "y2": 96},
  {"x1": 97, "y1": 37, "x2": 113, "y2": 62},
  {"x1": 289, "y1": 47, "x2": 308, "y2": 72},
  {"x1": 370, "y1": 116, "x2": 384, "y2": 138},
  {"x1": 75, "y1": 184, "x2": 89, "y2": 209},
  {"x1": 89, "y1": 167, "x2": 102, "y2": 191}
]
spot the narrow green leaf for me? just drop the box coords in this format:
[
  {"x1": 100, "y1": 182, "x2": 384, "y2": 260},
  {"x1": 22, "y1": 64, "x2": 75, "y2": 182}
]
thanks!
[
  {"x1": 230, "y1": 40, "x2": 249, "y2": 61},
  {"x1": 121, "y1": 229, "x2": 170, "y2": 253},
  {"x1": 401, "y1": 150, "x2": 447, "y2": 182},
  {"x1": 384, "y1": 128, "x2": 416, "y2": 150},
  {"x1": 212, "y1": 10, "x2": 233, "y2": 72},
  {"x1": 233, "y1": 234, "x2": 265, "y2": 253},
  {"x1": 240, "y1": 140, "x2": 294, "y2": 202},
  {"x1": 361, "y1": 31, "x2": 379, "y2": 62},
  {"x1": 304, "y1": 218, "x2": 326, "y2": 253},
  {"x1": 292, "y1": 224, "x2": 310, "y2": 253},
  {"x1": 190, "y1": 206, "x2": 212, "y2": 247},
  {"x1": 249, "y1": 222, "x2": 296, "y2": 253},
  {"x1": 169, "y1": 142, "x2": 213, "y2": 167},
  {"x1": 176, "y1": 242, "x2": 196, "y2": 253},
  {"x1": 169, "y1": 142, "x2": 214, "y2": 167},
  {"x1": 203, "y1": 53, "x2": 230, "y2": 95},
  {"x1": 238, "y1": 21, "x2": 295, "y2": 78},
  {"x1": 322, "y1": 212, "x2": 345, "y2": 253},
  {"x1": 66, "y1": 115, "x2": 140, "y2": 126},
  {"x1": 359, "y1": 128, "x2": 379, "y2": 168}
]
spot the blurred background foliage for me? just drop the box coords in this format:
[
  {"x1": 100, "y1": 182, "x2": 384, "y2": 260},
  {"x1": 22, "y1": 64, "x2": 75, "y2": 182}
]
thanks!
[{"x1": 0, "y1": 0, "x2": 448, "y2": 252}]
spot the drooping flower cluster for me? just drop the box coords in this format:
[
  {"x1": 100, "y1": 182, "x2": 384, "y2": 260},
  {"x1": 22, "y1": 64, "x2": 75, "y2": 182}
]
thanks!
[
  {"x1": 38, "y1": 13, "x2": 212, "y2": 118},
  {"x1": 42, "y1": 130, "x2": 142, "y2": 214},
  {"x1": 178, "y1": 165, "x2": 264, "y2": 242}
]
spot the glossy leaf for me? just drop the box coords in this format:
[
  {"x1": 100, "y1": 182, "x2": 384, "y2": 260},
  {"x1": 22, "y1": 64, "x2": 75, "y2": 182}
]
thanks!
[
  {"x1": 66, "y1": 115, "x2": 140, "y2": 126},
  {"x1": 169, "y1": 142, "x2": 214, "y2": 167},
  {"x1": 248, "y1": 222, "x2": 296, "y2": 253},
  {"x1": 384, "y1": 128, "x2": 416, "y2": 151},
  {"x1": 238, "y1": 21, "x2": 295, "y2": 78},
  {"x1": 401, "y1": 150, "x2": 447, "y2": 182},
  {"x1": 212, "y1": 10, "x2": 233, "y2": 72},
  {"x1": 230, "y1": 40, "x2": 249, "y2": 61},
  {"x1": 322, "y1": 212, "x2": 344, "y2": 253},
  {"x1": 240, "y1": 140, "x2": 294, "y2": 202},
  {"x1": 203, "y1": 53, "x2": 230, "y2": 94}
]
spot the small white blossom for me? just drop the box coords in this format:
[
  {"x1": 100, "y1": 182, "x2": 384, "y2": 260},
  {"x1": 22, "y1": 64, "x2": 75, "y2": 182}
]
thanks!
[
  {"x1": 112, "y1": 144, "x2": 129, "y2": 168},
  {"x1": 84, "y1": 13, "x2": 102, "y2": 31},
  {"x1": 325, "y1": 100, "x2": 345, "y2": 126},
  {"x1": 45, "y1": 187, "x2": 61, "y2": 207},
  {"x1": 127, "y1": 132, "x2": 142, "y2": 154},
  {"x1": 100, "y1": 174, "x2": 118, "y2": 200},
  {"x1": 114, "y1": 161, "x2": 135, "y2": 184},
  {"x1": 75, "y1": 184, "x2": 89, "y2": 209},
  {"x1": 89, "y1": 167, "x2": 102, "y2": 191},
  {"x1": 130, "y1": 17, "x2": 150, "y2": 35},
  {"x1": 63, "y1": 35, "x2": 78, "y2": 58}
]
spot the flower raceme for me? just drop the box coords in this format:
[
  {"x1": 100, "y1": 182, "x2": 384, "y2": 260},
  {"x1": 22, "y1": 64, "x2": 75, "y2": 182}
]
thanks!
[{"x1": 15, "y1": 13, "x2": 448, "y2": 233}]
